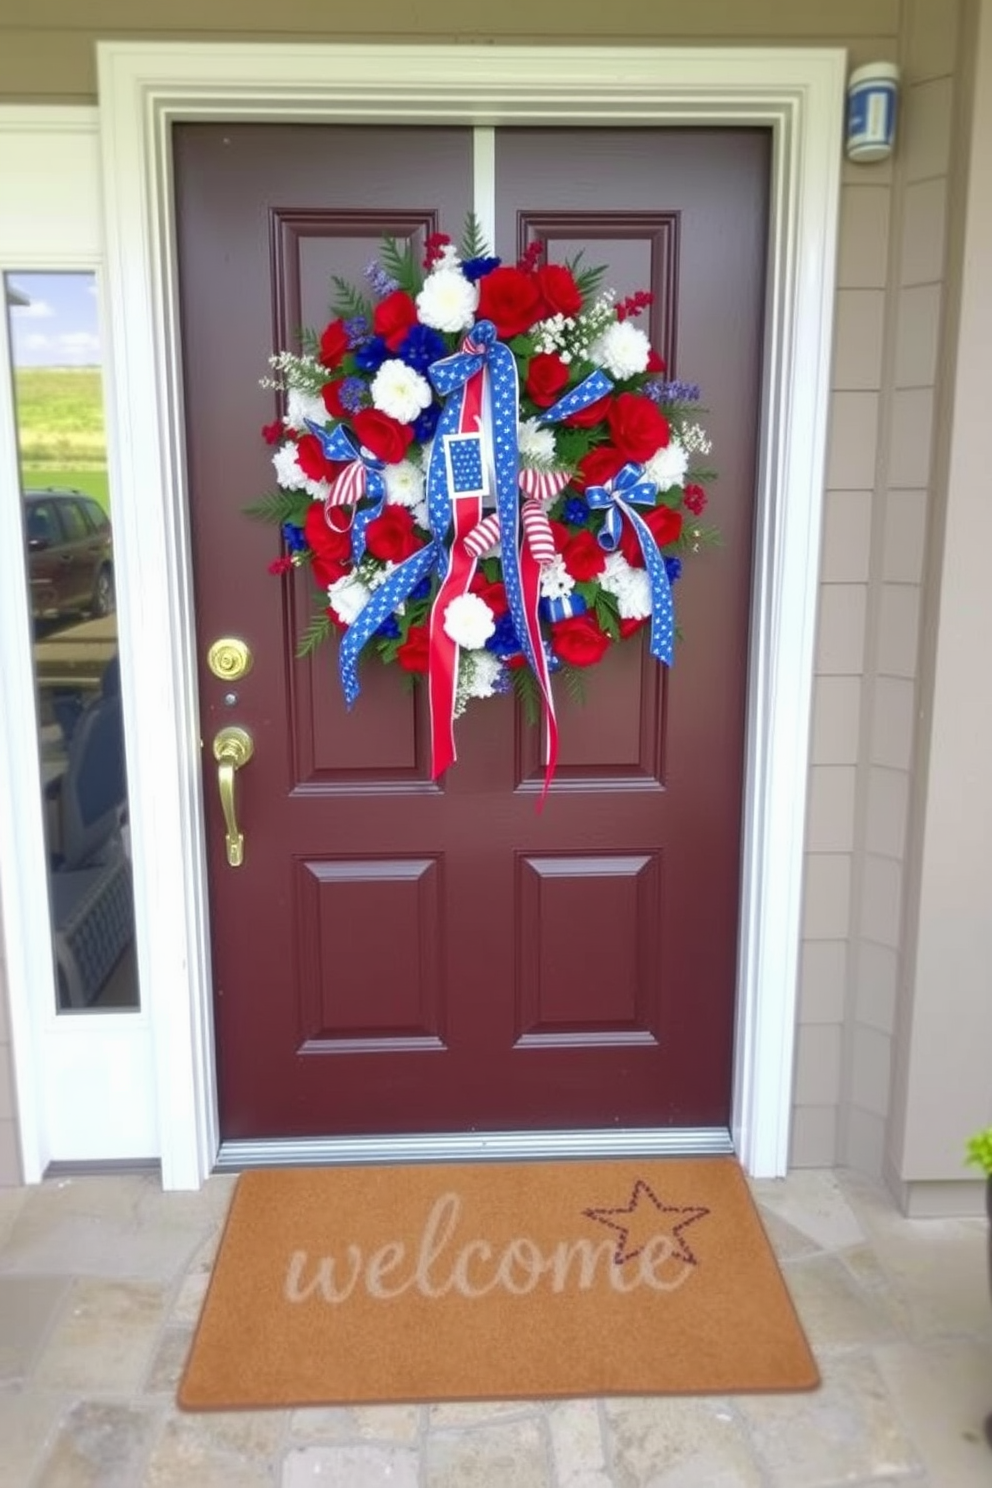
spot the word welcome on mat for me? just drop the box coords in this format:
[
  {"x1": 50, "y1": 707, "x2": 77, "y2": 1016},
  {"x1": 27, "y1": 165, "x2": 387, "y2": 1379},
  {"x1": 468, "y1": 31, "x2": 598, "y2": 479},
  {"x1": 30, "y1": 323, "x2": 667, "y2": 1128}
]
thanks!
[{"x1": 179, "y1": 1157, "x2": 819, "y2": 1409}]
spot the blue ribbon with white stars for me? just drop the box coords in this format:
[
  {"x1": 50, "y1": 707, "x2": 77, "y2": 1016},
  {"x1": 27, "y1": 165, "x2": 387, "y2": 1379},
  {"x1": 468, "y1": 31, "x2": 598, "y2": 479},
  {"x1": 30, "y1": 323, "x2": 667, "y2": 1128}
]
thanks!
[
  {"x1": 337, "y1": 541, "x2": 439, "y2": 708},
  {"x1": 537, "y1": 368, "x2": 614, "y2": 426},
  {"x1": 586, "y1": 462, "x2": 675, "y2": 666},
  {"x1": 303, "y1": 418, "x2": 386, "y2": 562}
]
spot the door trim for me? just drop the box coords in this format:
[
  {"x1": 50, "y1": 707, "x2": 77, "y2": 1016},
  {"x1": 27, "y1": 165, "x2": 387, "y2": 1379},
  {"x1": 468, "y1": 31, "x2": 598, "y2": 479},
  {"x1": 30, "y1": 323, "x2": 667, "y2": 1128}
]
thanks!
[{"x1": 95, "y1": 42, "x2": 845, "y2": 1187}]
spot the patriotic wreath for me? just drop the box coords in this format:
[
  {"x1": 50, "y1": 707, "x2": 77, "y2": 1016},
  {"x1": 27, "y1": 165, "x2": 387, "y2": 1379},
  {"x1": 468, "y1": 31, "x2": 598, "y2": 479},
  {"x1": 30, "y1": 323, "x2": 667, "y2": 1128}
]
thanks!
[{"x1": 255, "y1": 223, "x2": 713, "y2": 787}]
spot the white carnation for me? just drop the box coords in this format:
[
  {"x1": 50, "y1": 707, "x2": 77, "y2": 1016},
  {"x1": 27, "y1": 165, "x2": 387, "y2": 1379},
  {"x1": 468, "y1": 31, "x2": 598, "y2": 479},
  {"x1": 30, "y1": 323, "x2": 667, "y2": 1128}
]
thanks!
[
  {"x1": 539, "y1": 554, "x2": 575, "y2": 602},
  {"x1": 590, "y1": 319, "x2": 652, "y2": 379},
  {"x1": 459, "y1": 649, "x2": 505, "y2": 705},
  {"x1": 383, "y1": 458, "x2": 426, "y2": 508},
  {"x1": 517, "y1": 418, "x2": 557, "y2": 467},
  {"x1": 272, "y1": 442, "x2": 329, "y2": 501},
  {"x1": 644, "y1": 440, "x2": 689, "y2": 492},
  {"x1": 416, "y1": 269, "x2": 479, "y2": 333},
  {"x1": 411, "y1": 499, "x2": 431, "y2": 530},
  {"x1": 327, "y1": 571, "x2": 372, "y2": 625},
  {"x1": 285, "y1": 388, "x2": 328, "y2": 432},
  {"x1": 370, "y1": 359, "x2": 432, "y2": 424},
  {"x1": 443, "y1": 592, "x2": 496, "y2": 650},
  {"x1": 599, "y1": 550, "x2": 653, "y2": 620}
]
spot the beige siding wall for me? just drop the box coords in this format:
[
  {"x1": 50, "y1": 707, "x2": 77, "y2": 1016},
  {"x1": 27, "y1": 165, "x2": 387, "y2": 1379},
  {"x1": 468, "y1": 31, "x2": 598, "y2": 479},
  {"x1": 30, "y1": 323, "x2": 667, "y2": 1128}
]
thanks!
[
  {"x1": 0, "y1": 887, "x2": 19, "y2": 1182},
  {"x1": 0, "y1": 0, "x2": 968, "y2": 1185}
]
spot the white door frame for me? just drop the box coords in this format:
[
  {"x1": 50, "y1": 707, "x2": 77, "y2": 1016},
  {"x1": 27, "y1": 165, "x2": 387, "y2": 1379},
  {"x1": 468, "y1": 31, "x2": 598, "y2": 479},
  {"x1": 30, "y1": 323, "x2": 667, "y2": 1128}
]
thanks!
[{"x1": 4, "y1": 42, "x2": 842, "y2": 1189}]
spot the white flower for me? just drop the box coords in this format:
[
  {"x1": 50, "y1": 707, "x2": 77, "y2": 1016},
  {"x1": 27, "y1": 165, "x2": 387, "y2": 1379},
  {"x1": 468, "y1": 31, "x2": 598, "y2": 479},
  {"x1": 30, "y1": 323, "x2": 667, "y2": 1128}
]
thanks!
[
  {"x1": 599, "y1": 551, "x2": 653, "y2": 620},
  {"x1": 591, "y1": 319, "x2": 651, "y2": 379},
  {"x1": 327, "y1": 571, "x2": 372, "y2": 625},
  {"x1": 443, "y1": 592, "x2": 496, "y2": 650},
  {"x1": 284, "y1": 388, "x2": 328, "y2": 432},
  {"x1": 416, "y1": 268, "x2": 479, "y2": 333},
  {"x1": 517, "y1": 418, "x2": 557, "y2": 467},
  {"x1": 539, "y1": 554, "x2": 575, "y2": 602},
  {"x1": 644, "y1": 440, "x2": 689, "y2": 492},
  {"x1": 370, "y1": 359, "x2": 432, "y2": 424},
  {"x1": 411, "y1": 498, "x2": 430, "y2": 530},
  {"x1": 682, "y1": 422, "x2": 713, "y2": 457},
  {"x1": 365, "y1": 560, "x2": 397, "y2": 593},
  {"x1": 272, "y1": 442, "x2": 329, "y2": 501},
  {"x1": 383, "y1": 458, "x2": 426, "y2": 508},
  {"x1": 458, "y1": 650, "x2": 505, "y2": 705}
]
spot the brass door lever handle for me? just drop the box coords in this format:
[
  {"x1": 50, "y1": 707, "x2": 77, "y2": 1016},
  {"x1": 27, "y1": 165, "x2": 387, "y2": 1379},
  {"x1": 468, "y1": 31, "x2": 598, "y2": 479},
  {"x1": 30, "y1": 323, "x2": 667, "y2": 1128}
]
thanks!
[{"x1": 212, "y1": 725, "x2": 254, "y2": 867}]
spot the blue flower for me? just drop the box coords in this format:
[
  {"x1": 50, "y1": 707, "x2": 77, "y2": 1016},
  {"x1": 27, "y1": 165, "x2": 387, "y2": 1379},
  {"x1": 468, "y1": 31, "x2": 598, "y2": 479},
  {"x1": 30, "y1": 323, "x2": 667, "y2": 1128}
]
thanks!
[
  {"x1": 339, "y1": 376, "x2": 370, "y2": 413},
  {"x1": 413, "y1": 403, "x2": 441, "y2": 442},
  {"x1": 485, "y1": 612, "x2": 522, "y2": 657},
  {"x1": 461, "y1": 256, "x2": 502, "y2": 283},
  {"x1": 664, "y1": 556, "x2": 683, "y2": 583},
  {"x1": 562, "y1": 497, "x2": 589, "y2": 526},
  {"x1": 410, "y1": 575, "x2": 433, "y2": 602},
  {"x1": 354, "y1": 336, "x2": 389, "y2": 373},
  {"x1": 376, "y1": 615, "x2": 401, "y2": 640},
  {"x1": 281, "y1": 522, "x2": 307, "y2": 553},
  {"x1": 344, "y1": 316, "x2": 370, "y2": 348},
  {"x1": 365, "y1": 261, "x2": 400, "y2": 298},
  {"x1": 397, "y1": 324, "x2": 448, "y2": 373}
]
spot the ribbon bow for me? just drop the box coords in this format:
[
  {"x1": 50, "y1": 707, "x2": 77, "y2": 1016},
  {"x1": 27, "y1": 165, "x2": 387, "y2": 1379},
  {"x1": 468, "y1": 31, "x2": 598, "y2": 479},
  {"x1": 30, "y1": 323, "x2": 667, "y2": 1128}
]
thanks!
[
  {"x1": 586, "y1": 463, "x2": 675, "y2": 666},
  {"x1": 304, "y1": 419, "x2": 386, "y2": 561}
]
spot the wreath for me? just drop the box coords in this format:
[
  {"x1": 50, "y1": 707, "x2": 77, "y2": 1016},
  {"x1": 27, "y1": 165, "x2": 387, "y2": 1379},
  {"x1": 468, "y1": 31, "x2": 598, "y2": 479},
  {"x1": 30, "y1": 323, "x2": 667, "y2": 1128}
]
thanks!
[{"x1": 254, "y1": 222, "x2": 714, "y2": 788}]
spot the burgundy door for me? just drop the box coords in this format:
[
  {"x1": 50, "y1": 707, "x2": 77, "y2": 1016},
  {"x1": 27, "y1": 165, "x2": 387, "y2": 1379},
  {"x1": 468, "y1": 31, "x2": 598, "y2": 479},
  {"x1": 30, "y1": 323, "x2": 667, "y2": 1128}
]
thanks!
[{"x1": 173, "y1": 123, "x2": 767, "y2": 1142}]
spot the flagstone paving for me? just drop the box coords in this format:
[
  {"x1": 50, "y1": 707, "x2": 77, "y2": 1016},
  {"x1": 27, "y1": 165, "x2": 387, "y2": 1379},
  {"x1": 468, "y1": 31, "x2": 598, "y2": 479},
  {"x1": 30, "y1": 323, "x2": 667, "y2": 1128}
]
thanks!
[{"x1": 0, "y1": 1167, "x2": 989, "y2": 1486}]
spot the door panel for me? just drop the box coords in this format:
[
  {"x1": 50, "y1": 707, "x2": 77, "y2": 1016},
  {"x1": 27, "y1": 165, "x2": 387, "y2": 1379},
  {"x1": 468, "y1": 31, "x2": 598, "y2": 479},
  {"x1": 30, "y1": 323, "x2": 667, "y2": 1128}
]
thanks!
[{"x1": 173, "y1": 123, "x2": 768, "y2": 1142}]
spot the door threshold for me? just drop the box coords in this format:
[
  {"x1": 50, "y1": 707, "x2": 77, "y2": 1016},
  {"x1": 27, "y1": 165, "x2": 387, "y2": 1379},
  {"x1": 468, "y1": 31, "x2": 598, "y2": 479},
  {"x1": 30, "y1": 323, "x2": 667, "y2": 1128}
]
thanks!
[{"x1": 215, "y1": 1127, "x2": 734, "y2": 1171}]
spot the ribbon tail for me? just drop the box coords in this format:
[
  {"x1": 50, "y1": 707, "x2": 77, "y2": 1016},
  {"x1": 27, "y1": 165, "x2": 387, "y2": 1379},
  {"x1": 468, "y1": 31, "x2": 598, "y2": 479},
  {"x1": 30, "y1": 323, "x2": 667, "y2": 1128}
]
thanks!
[{"x1": 519, "y1": 541, "x2": 559, "y2": 805}]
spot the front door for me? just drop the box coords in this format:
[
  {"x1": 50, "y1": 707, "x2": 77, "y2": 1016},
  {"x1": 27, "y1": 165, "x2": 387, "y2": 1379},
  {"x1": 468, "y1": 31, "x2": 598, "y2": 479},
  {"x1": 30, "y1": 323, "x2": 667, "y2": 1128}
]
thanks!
[{"x1": 173, "y1": 124, "x2": 767, "y2": 1143}]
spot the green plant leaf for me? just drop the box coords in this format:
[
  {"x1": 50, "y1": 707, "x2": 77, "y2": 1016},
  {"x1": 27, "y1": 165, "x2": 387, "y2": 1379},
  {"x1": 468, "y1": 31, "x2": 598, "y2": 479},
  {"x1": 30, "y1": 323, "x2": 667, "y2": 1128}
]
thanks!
[
  {"x1": 459, "y1": 212, "x2": 491, "y2": 260},
  {"x1": 296, "y1": 610, "x2": 334, "y2": 659},
  {"x1": 329, "y1": 277, "x2": 374, "y2": 322},
  {"x1": 379, "y1": 236, "x2": 422, "y2": 296},
  {"x1": 511, "y1": 664, "x2": 541, "y2": 728},
  {"x1": 559, "y1": 664, "x2": 587, "y2": 707},
  {"x1": 245, "y1": 489, "x2": 308, "y2": 525}
]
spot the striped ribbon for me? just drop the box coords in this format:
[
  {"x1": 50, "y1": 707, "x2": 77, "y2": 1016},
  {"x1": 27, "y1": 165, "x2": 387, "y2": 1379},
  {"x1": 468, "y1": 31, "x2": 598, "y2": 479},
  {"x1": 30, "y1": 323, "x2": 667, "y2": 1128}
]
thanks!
[{"x1": 303, "y1": 418, "x2": 386, "y2": 560}]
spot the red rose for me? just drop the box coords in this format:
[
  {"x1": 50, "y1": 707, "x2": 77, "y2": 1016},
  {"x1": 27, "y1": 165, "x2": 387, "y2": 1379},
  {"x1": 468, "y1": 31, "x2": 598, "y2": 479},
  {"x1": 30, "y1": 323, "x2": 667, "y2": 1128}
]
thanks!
[
  {"x1": 574, "y1": 444, "x2": 626, "y2": 492},
  {"x1": 684, "y1": 483, "x2": 707, "y2": 515},
  {"x1": 364, "y1": 505, "x2": 424, "y2": 563},
  {"x1": 304, "y1": 501, "x2": 352, "y2": 587},
  {"x1": 296, "y1": 433, "x2": 343, "y2": 485},
  {"x1": 552, "y1": 613, "x2": 611, "y2": 668},
  {"x1": 536, "y1": 263, "x2": 583, "y2": 318},
  {"x1": 470, "y1": 573, "x2": 510, "y2": 616},
  {"x1": 564, "y1": 393, "x2": 612, "y2": 429},
  {"x1": 373, "y1": 290, "x2": 418, "y2": 352},
  {"x1": 476, "y1": 266, "x2": 543, "y2": 338},
  {"x1": 647, "y1": 348, "x2": 666, "y2": 373},
  {"x1": 397, "y1": 622, "x2": 430, "y2": 673},
  {"x1": 560, "y1": 528, "x2": 606, "y2": 582},
  {"x1": 322, "y1": 380, "x2": 347, "y2": 420},
  {"x1": 607, "y1": 392, "x2": 670, "y2": 463},
  {"x1": 319, "y1": 319, "x2": 350, "y2": 368},
  {"x1": 525, "y1": 352, "x2": 570, "y2": 408},
  {"x1": 261, "y1": 419, "x2": 283, "y2": 445},
  {"x1": 352, "y1": 408, "x2": 414, "y2": 463},
  {"x1": 619, "y1": 616, "x2": 648, "y2": 639},
  {"x1": 619, "y1": 505, "x2": 683, "y2": 567}
]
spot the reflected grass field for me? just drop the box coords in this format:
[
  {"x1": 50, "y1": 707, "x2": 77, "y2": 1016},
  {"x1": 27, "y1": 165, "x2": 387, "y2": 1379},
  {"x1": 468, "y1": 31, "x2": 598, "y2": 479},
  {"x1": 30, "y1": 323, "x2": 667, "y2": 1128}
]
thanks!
[{"x1": 14, "y1": 366, "x2": 109, "y2": 513}]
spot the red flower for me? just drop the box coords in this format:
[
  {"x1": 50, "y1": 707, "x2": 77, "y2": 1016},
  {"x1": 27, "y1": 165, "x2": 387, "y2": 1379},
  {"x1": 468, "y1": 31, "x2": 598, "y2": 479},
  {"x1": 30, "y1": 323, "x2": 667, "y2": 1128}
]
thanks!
[
  {"x1": 536, "y1": 263, "x2": 583, "y2": 318},
  {"x1": 619, "y1": 505, "x2": 683, "y2": 567},
  {"x1": 619, "y1": 616, "x2": 648, "y2": 639},
  {"x1": 261, "y1": 419, "x2": 284, "y2": 445},
  {"x1": 397, "y1": 622, "x2": 430, "y2": 673},
  {"x1": 364, "y1": 505, "x2": 424, "y2": 563},
  {"x1": 574, "y1": 444, "x2": 626, "y2": 492},
  {"x1": 268, "y1": 554, "x2": 294, "y2": 575},
  {"x1": 647, "y1": 348, "x2": 667, "y2": 373},
  {"x1": 470, "y1": 573, "x2": 510, "y2": 616},
  {"x1": 476, "y1": 266, "x2": 543, "y2": 338},
  {"x1": 373, "y1": 290, "x2": 419, "y2": 352},
  {"x1": 564, "y1": 393, "x2": 612, "y2": 429},
  {"x1": 552, "y1": 613, "x2": 611, "y2": 668},
  {"x1": 560, "y1": 528, "x2": 606, "y2": 582},
  {"x1": 322, "y1": 380, "x2": 347, "y2": 420},
  {"x1": 352, "y1": 408, "x2": 414, "y2": 463},
  {"x1": 684, "y1": 483, "x2": 707, "y2": 515},
  {"x1": 525, "y1": 352, "x2": 570, "y2": 408},
  {"x1": 607, "y1": 392, "x2": 670, "y2": 463},
  {"x1": 304, "y1": 501, "x2": 352, "y2": 587},
  {"x1": 296, "y1": 433, "x2": 343, "y2": 486},
  {"x1": 319, "y1": 319, "x2": 350, "y2": 369}
]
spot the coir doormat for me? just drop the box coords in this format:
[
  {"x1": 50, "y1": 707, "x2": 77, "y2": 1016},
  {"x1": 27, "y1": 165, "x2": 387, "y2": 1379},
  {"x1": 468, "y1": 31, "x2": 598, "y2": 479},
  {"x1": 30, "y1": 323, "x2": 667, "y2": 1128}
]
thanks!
[{"x1": 178, "y1": 1157, "x2": 819, "y2": 1409}]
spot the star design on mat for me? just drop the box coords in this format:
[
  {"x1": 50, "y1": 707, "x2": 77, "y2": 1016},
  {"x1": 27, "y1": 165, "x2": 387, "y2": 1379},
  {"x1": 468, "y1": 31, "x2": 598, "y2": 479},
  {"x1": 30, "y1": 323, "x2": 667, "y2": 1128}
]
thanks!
[{"x1": 583, "y1": 1179, "x2": 710, "y2": 1267}]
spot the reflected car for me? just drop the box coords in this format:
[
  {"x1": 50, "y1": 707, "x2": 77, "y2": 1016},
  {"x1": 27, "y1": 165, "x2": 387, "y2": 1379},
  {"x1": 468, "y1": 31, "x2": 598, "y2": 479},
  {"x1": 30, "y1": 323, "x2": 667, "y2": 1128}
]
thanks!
[{"x1": 24, "y1": 487, "x2": 115, "y2": 620}]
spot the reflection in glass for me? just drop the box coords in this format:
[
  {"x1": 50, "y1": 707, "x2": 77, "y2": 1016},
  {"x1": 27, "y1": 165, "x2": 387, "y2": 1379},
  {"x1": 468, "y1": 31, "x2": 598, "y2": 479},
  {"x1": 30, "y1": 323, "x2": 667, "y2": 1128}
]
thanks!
[{"x1": 5, "y1": 271, "x2": 138, "y2": 1012}]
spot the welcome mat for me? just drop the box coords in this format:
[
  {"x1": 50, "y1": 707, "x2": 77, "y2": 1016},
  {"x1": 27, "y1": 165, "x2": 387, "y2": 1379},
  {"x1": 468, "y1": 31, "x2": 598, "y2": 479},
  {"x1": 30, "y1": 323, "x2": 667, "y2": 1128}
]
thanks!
[{"x1": 178, "y1": 1157, "x2": 819, "y2": 1409}]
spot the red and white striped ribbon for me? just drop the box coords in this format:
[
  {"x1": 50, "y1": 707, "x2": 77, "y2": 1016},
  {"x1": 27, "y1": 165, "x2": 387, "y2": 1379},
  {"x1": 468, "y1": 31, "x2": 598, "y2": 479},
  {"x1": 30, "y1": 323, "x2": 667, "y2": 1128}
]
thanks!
[
  {"x1": 324, "y1": 460, "x2": 366, "y2": 512},
  {"x1": 463, "y1": 512, "x2": 502, "y2": 560},
  {"x1": 518, "y1": 467, "x2": 571, "y2": 506},
  {"x1": 521, "y1": 499, "x2": 556, "y2": 567}
]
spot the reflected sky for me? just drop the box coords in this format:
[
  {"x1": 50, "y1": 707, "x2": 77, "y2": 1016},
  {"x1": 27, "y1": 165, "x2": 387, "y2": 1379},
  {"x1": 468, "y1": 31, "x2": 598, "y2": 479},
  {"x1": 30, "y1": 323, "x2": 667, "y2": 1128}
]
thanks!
[{"x1": 5, "y1": 272, "x2": 101, "y2": 368}]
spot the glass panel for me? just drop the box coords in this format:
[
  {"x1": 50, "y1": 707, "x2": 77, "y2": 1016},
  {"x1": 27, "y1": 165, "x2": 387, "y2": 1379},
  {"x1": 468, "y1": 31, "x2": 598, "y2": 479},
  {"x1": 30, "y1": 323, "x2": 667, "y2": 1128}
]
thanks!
[{"x1": 5, "y1": 271, "x2": 139, "y2": 1013}]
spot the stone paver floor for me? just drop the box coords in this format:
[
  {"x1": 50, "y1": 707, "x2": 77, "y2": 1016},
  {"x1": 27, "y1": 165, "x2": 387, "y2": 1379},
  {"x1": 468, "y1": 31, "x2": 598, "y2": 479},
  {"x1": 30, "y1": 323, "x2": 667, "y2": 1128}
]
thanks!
[{"x1": 0, "y1": 1166, "x2": 990, "y2": 1486}]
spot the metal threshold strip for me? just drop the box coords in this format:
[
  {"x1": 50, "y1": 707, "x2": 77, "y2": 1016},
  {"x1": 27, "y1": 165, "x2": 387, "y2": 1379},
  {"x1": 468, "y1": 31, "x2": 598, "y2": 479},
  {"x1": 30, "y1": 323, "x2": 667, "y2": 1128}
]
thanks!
[{"x1": 215, "y1": 1127, "x2": 734, "y2": 1171}]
